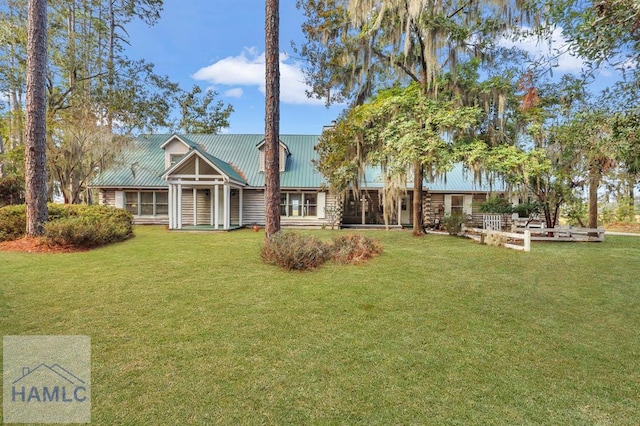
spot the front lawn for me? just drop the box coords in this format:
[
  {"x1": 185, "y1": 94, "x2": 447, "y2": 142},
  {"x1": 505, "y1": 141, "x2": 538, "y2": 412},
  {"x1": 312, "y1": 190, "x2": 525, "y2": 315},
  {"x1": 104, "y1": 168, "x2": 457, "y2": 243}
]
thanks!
[{"x1": 1, "y1": 226, "x2": 639, "y2": 424}]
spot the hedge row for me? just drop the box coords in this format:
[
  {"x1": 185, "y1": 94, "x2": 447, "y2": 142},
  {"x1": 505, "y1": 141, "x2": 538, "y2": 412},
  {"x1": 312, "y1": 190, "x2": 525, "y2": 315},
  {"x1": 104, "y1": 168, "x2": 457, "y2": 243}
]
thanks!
[{"x1": 0, "y1": 204, "x2": 133, "y2": 248}]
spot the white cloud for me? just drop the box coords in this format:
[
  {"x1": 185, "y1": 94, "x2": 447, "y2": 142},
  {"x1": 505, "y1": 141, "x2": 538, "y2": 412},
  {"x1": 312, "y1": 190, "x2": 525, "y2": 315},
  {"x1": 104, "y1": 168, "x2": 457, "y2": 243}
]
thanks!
[
  {"x1": 499, "y1": 27, "x2": 586, "y2": 74},
  {"x1": 192, "y1": 47, "x2": 325, "y2": 106},
  {"x1": 224, "y1": 88, "x2": 244, "y2": 98}
]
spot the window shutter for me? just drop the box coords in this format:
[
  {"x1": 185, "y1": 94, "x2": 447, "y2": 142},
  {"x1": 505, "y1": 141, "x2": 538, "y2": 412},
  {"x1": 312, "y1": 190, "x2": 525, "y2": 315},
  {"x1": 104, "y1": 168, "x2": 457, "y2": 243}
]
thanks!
[
  {"x1": 317, "y1": 192, "x2": 326, "y2": 219},
  {"x1": 115, "y1": 191, "x2": 125, "y2": 208}
]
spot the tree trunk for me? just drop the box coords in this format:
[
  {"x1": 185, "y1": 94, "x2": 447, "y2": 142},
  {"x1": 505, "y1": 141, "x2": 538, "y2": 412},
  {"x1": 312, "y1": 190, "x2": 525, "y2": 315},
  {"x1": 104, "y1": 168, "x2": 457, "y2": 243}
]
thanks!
[
  {"x1": 0, "y1": 134, "x2": 4, "y2": 178},
  {"x1": 264, "y1": 0, "x2": 280, "y2": 237},
  {"x1": 412, "y1": 160, "x2": 424, "y2": 236},
  {"x1": 628, "y1": 176, "x2": 635, "y2": 216},
  {"x1": 588, "y1": 163, "x2": 600, "y2": 231},
  {"x1": 25, "y1": 0, "x2": 48, "y2": 236}
]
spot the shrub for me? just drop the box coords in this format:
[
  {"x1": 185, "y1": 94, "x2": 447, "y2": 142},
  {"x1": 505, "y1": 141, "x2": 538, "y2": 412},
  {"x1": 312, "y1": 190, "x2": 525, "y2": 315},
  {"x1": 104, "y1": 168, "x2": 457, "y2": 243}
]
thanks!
[
  {"x1": 330, "y1": 234, "x2": 382, "y2": 264},
  {"x1": 0, "y1": 203, "x2": 133, "y2": 247},
  {"x1": 44, "y1": 213, "x2": 133, "y2": 248},
  {"x1": 443, "y1": 213, "x2": 466, "y2": 235},
  {"x1": 479, "y1": 196, "x2": 513, "y2": 214},
  {"x1": 261, "y1": 232, "x2": 384, "y2": 270},
  {"x1": 514, "y1": 201, "x2": 541, "y2": 218},
  {"x1": 261, "y1": 232, "x2": 330, "y2": 271},
  {"x1": 0, "y1": 176, "x2": 25, "y2": 207},
  {"x1": 0, "y1": 204, "x2": 27, "y2": 241}
]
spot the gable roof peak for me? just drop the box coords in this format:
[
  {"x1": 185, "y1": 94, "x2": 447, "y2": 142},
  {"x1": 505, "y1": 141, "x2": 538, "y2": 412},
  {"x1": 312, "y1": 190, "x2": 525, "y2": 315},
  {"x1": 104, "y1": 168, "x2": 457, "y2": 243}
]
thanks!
[
  {"x1": 256, "y1": 138, "x2": 290, "y2": 156},
  {"x1": 160, "y1": 134, "x2": 199, "y2": 150}
]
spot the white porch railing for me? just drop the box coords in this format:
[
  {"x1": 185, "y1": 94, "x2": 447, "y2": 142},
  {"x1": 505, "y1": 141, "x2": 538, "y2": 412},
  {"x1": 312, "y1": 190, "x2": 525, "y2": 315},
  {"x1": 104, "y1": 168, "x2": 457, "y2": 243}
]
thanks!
[{"x1": 483, "y1": 214, "x2": 502, "y2": 230}]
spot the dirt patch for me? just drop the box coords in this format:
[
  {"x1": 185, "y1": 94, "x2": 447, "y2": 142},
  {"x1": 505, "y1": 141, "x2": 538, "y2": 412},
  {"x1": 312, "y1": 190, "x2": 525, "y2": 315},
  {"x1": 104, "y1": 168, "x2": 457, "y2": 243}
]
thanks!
[{"x1": 0, "y1": 237, "x2": 88, "y2": 253}]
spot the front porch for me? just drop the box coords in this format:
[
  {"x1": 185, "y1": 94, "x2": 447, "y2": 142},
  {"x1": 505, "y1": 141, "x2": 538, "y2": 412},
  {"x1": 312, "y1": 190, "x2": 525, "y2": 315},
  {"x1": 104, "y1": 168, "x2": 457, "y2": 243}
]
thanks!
[
  {"x1": 166, "y1": 184, "x2": 245, "y2": 231},
  {"x1": 163, "y1": 145, "x2": 248, "y2": 231}
]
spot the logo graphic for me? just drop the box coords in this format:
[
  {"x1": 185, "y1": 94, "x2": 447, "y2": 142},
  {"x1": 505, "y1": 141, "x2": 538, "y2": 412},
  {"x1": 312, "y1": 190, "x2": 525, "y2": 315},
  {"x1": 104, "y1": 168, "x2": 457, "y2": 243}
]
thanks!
[
  {"x1": 4, "y1": 336, "x2": 91, "y2": 423},
  {"x1": 11, "y1": 364, "x2": 88, "y2": 404}
]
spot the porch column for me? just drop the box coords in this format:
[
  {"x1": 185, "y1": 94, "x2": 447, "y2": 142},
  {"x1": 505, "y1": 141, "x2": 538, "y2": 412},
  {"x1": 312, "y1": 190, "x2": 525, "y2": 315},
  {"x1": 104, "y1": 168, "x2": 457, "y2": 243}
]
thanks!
[
  {"x1": 177, "y1": 184, "x2": 182, "y2": 229},
  {"x1": 361, "y1": 194, "x2": 366, "y2": 225},
  {"x1": 224, "y1": 183, "x2": 230, "y2": 230},
  {"x1": 193, "y1": 188, "x2": 197, "y2": 226},
  {"x1": 214, "y1": 184, "x2": 220, "y2": 229},
  {"x1": 168, "y1": 184, "x2": 174, "y2": 229},
  {"x1": 238, "y1": 187, "x2": 243, "y2": 227},
  {"x1": 397, "y1": 197, "x2": 402, "y2": 226},
  {"x1": 210, "y1": 187, "x2": 214, "y2": 226}
]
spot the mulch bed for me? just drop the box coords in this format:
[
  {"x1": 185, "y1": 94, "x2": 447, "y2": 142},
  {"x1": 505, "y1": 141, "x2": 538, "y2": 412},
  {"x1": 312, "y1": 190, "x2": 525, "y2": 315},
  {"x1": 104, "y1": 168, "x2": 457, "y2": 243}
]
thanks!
[{"x1": 0, "y1": 237, "x2": 88, "y2": 253}]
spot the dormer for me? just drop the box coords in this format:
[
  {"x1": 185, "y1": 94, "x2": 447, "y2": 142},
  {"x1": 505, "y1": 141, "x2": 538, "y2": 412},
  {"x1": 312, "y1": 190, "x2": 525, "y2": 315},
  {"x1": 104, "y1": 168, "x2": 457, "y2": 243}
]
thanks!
[
  {"x1": 257, "y1": 139, "x2": 290, "y2": 172},
  {"x1": 160, "y1": 134, "x2": 199, "y2": 169}
]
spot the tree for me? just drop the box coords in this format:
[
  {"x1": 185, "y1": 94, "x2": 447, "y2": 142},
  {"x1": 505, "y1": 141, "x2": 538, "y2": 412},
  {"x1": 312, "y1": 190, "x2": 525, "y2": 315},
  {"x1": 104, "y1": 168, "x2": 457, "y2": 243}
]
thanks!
[
  {"x1": 264, "y1": 0, "x2": 280, "y2": 237},
  {"x1": 1, "y1": 1, "x2": 234, "y2": 204},
  {"x1": 296, "y1": 0, "x2": 538, "y2": 235},
  {"x1": 0, "y1": 0, "x2": 27, "y2": 155},
  {"x1": 318, "y1": 83, "x2": 480, "y2": 231},
  {"x1": 25, "y1": 0, "x2": 48, "y2": 236},
  {"x1": 545, "y1": 0, "x2": 639, "y2": 67},
  {"x1": 178, "y1": 85, "x2": 234, "y2": 134},
  {"x1": 555, "y1": 109, "x2": 618, "y2": 229}
]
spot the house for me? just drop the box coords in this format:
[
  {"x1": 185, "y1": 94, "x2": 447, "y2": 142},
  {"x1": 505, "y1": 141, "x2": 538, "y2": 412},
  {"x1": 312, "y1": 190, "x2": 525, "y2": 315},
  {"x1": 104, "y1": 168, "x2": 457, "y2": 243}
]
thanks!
[{"x1": 91, "y1": 133, "x2": 505, "y2": 230}]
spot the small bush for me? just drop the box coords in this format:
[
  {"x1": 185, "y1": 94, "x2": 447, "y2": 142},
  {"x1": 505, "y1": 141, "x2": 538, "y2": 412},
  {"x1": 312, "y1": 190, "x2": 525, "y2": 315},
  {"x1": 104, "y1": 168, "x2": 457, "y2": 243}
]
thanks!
[
  {"x1": 330, "y1": 234, "x2": 382, "y2": 264},
  {"x1": 261, "y1": 232, "x2": 384, "y2": 270},
  {"x1": 261, "y1": 232, "x2": 330, "y2": 270},
  {"x1": 443, "y1": 213, "x2": 466, "y2": 235},
  {"x1": 0, "y1": 204, "x2": 27, "y2": 241}
]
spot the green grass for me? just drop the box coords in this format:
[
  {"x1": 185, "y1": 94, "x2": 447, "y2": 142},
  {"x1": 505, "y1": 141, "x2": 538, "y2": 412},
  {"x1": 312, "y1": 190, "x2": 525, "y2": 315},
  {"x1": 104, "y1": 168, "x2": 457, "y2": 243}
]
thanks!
[{"x1": 2, "y1": 226, "x2": 640, "y2": 424}]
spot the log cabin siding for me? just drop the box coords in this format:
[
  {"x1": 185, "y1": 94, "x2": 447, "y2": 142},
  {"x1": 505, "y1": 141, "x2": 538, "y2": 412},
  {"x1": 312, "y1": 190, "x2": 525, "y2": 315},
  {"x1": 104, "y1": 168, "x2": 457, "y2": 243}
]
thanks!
[{"x1": 100, "y1": 190, "x2": 116, "y2": 207}]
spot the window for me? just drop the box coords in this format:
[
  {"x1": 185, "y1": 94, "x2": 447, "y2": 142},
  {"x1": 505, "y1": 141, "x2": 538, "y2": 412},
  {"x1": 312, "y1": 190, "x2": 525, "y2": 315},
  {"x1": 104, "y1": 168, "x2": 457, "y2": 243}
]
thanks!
[
  {"x1": 125, "y1": 192, "x2": 138, "y2": 215},
  {"x1": 259, "y1": 145, "x2": 287, "y2": 172},
  {"x1": 155, "y1": 192, "x2": 168, "y2": 215},
  {"x1": 451, "y1": 195, "x2": 464, "y2": 216},
  {"x1": 124, "y1": 191, "x2": 169, "y2": 216},
  {"x1": 140, "y1": 192, "x2": 154, "y2": 215},
  {"x1": 280, "y1": 192, "x2": 317, "y2": 217},
  {"x1": 169, "y1": 154, "x2": 184, "y2": 167}
]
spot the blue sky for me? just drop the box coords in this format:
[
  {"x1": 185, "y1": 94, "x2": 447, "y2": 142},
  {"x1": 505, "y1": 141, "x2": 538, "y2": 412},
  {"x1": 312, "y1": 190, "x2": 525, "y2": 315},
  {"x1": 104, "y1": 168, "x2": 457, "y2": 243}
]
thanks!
[
  {"x1": 124, "y1": 1, "x2": 344, "y2": 135},
  {"x1": 123, "y1": 2, "x2": 629, "y2": 136}
]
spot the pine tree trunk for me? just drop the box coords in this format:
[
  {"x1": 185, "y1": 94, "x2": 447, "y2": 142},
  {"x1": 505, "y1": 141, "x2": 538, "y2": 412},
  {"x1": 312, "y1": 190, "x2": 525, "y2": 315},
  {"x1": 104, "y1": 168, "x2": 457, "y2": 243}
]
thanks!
[
  {"x1": 412, "y1": 160, "x2": 424, "y2": 236},
  {"x1": 0, "y1": 134, "x2": 5, "y2": 178},
  {"x1": 264, "y1": 0, "x2": 280, "y2": 237},
  {"x1": 25, "y1": 0, "x2": 48, "y2": 236}
]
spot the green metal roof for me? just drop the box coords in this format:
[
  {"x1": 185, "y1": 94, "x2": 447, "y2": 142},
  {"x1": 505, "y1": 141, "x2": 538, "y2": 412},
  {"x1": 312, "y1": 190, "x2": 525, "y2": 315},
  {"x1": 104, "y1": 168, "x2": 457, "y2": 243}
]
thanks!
[
  {"x1": 363, "y1": 163, "x2": 505, "y2": 192},
  {"x1": 92, "y1": 133, "x2": 505, "y2": 192},
  {"x1": 91, "y1": 134, "x2": 326, "y2": 189}
]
